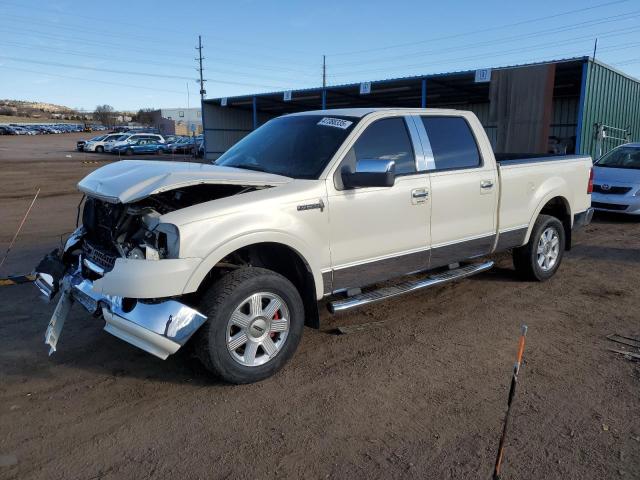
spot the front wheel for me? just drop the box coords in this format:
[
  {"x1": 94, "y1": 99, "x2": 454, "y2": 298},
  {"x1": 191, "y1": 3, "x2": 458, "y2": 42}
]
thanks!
[
  {"x1": 194, "y1": 267, "x2": 304, "y2": 384},
  {"x1": 513, "y1": 214, "x2": 565, "y2": 281},
  {"x1": 96, "y1": 145, "x2": 104, "y2": 153}
]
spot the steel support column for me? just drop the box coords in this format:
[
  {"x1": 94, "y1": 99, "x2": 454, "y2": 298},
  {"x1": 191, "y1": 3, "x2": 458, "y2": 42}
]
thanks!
[
  {"x1": 421, "y1": 79, "x2": 427, "y2": 108},
  {"x1": 322, "y1": 89, "x2": 327, "y2": 110},
  {"x1": 575, "y1": 60, "x2": 589, "y2": 154},
  {"x1": 252, "y1": 96, "x2": 257, "y2": 130}
]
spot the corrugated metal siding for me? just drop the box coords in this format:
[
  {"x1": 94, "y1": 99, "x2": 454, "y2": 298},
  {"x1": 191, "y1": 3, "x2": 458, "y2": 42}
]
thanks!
[
  {"x1": 203, "y1": 103, "x2": 274, "y2": 160},
  {"x1": 579, "y1": 61, "x2": 640, "y2": 157},
  {"x1": 551, "y1": 97, "x2": 578, "y2": 141}
]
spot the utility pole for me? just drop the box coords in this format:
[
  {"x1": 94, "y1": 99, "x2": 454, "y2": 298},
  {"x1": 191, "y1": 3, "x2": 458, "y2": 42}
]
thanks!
[
  {"x1": 196, "y1": 35, "x2": 206, "y2": 100},
  {"x1": 322, "y1": 54, "x2": 326, "y2": 88},
  {"x1": 195, "y1": 35, "x2": 206, "y2": 159},
  {"x1": 592, "y1": 38, "x2": 598, "y2": 60}
]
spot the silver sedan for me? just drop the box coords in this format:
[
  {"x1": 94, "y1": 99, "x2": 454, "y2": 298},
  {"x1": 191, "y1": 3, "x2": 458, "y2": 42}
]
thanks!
[{"x1": 592, "y1": 143, "x2": 640, "y2": 215}]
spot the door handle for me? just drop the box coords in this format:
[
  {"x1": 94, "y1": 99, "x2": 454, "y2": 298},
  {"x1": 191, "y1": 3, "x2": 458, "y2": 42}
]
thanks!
[
  {"x1": 411, "y1": 189, "x2": 429, "y2": 204},
  {"x1": 480, "y1": 180, "x2": 494, "y2": 189}
]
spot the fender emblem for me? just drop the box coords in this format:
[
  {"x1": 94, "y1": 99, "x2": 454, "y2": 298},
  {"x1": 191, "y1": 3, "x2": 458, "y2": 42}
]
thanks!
[{"x1": 297, "y1": 199, "x2": 325, "y2": 212}]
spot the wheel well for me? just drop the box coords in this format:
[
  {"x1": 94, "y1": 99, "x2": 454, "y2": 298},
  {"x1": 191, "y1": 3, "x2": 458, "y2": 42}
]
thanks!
[
  {"x1": 201, "y1": 242, "x2": 320, "y2": 329},
  {"x1": 539, "y1": 196, "x2": 572, "y2": 250}
]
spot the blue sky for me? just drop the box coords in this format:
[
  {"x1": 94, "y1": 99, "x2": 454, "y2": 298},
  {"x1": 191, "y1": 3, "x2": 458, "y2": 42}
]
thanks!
[{"x1": 1, "y1": 0, "x2": 639, "y2": 111}]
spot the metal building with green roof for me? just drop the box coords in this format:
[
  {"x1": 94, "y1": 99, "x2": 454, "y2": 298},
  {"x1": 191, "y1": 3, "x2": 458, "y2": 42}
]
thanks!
[{"x1": 202, "y1": 56, "x2": 640, "y2": 161}]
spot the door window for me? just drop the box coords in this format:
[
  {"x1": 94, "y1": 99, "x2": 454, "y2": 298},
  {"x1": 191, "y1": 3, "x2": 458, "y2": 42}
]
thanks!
[
  {"x1": 349, "y1": 118, "x2": 416, "y2": 175},
  {"x1": 421, "y1": 117, "x2": 481, "y2": 170}
]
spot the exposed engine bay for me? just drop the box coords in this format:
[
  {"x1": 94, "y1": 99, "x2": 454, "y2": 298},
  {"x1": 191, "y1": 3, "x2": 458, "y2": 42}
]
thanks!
[{"x1": 78, "y1": 184, "x2": 262, "y2": 271}]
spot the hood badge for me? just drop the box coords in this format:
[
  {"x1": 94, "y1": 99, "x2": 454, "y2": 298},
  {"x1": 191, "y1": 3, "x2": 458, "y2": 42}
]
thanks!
[{"x1": 297, "y1": 199, "x2": 325, "y2": 212}]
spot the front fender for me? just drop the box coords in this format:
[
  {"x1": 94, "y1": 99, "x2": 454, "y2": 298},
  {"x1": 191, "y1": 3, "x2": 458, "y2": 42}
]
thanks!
[{"x1": 182, "y1": 231, "x2": 325, "y2": 299}]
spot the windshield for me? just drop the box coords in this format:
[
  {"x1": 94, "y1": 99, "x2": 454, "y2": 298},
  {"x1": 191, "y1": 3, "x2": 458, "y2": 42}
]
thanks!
[
  {"x1": 214, "y1": 115, "x2": 358, "y2": 179},
  {"x1": 90, "y1": 135, "x2": 106, "y2": 141},
  {"x1": 596, "y1": 146, "x2": 640, "y2": 169}
]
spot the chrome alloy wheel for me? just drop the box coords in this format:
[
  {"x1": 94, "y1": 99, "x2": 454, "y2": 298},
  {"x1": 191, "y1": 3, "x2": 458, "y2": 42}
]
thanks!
[
  {"x1": 226, "y1": 292, "x2": 290, "y2": 367},
  {"x1": 537, "y1": 227, "x2": 560, "y2": 272}
]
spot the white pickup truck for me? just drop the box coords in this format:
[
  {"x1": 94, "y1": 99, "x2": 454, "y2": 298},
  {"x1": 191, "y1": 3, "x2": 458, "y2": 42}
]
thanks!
[{"x1": 34, "y1": 108, "x2": 594, "y2": 384}]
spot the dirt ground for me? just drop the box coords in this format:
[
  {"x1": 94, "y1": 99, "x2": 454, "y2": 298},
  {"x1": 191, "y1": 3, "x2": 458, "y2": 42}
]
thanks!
[{"x1": 0, "y1": 133, "x2": 639, "y2": 480}]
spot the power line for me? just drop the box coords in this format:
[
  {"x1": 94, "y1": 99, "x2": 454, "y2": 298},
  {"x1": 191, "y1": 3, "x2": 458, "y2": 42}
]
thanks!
[
  {"x1": 0, "y1": 26, "x2": 319, "y2": 76},
  {"x1": 0, "y1": 56, "x2": 291, "y2": 89},
  {"x1": 327, "y1": 0, "x2": 631, "y2": 56},
  {"x1": 329, "y1": 34, "x2": 640, "y2": 79},
  {"x1": 0, "y1": 65, "x2": 186, "y2": 95},
  {"x1": 1, "y1": 40, "x2": 312, "y2": 84},
  {"x1": 0, "y1": 0, "x2": 317, "y2": 60},
  {"x1": 330, "y1": 10, "x2": 640, "y2": 69}
]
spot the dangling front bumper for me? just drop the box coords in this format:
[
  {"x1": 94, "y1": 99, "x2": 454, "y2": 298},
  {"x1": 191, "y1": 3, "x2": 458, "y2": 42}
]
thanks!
[{"x1": 36, "y1": 256, "x2": 207, "y2": 360}]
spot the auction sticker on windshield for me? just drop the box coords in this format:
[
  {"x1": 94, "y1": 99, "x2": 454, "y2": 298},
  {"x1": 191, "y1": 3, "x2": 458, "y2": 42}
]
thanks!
[{"x1": 317, "y1": 117, "x2": 353, "y2": 129}]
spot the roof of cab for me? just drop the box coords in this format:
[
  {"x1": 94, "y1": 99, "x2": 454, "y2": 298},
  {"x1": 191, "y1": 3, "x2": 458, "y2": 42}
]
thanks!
[{"x1": 285, "y1": 107, "x2": 463, "y2": 118}]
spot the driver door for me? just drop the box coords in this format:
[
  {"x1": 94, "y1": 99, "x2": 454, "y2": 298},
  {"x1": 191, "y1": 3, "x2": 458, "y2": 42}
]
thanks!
[{"x1": 326, "y1": 116, "x2": 431, "y2": 292}]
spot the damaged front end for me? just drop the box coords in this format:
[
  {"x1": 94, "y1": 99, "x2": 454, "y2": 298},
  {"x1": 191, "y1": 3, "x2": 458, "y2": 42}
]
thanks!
[{"x1": 34, "y1": 188, "x2": 222, "y2": 359}]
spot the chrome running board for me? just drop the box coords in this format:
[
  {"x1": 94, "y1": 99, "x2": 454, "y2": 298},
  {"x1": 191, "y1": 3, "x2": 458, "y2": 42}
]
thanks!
[{"x1": 327, "y1": 261, "x2": 494, "y2": 313}]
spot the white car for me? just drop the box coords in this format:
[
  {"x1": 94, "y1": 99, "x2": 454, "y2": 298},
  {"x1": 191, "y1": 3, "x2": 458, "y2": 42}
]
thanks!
[
  {"x1": 84, "y1": 133, "x2": 128, "y2": 153},
  {"x1": 592, "y1": 143, "x2": 640, "y2": 214},
  {"x1": 106, "y1": 133, "x2": 165, "y2": 152},
  {"x1": 35, "y1": 108, "x2": 593, "y2": 384}
]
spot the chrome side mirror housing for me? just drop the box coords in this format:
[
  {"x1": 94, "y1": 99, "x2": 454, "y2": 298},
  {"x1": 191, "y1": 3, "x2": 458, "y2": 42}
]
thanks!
[{"x1": 341, "y1": 159, "x2": 396, "y2": 189}]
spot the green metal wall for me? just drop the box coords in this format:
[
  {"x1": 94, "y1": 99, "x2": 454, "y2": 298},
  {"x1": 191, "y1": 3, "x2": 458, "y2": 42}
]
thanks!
[{"x1": 579, "y1": 60, "x2": 640, "y2": 157}]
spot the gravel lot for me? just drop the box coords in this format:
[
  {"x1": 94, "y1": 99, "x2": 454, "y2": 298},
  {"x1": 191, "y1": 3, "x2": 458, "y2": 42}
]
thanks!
[{"x1": 1, "y1": 133, "x2": 639, "y2": 479}]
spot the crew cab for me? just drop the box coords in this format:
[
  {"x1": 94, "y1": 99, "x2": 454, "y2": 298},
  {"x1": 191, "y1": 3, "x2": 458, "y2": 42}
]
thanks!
[{"x1": 34, "y1": 108, "x2": 593, "y2": 384}]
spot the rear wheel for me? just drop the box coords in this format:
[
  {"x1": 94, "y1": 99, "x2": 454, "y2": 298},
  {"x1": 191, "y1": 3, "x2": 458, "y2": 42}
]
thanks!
[
  {"x1": 194, "y1": 267, "x2": 304, "y2": 384},
  {"x1": 125, "y1": 148, "x2": 133, "y2": 156},
  {"x1": 513, "y1": 214, "x2": 565, "y2": 281}
]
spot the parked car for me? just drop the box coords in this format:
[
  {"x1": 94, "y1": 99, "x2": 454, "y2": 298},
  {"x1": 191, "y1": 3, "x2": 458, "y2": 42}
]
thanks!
[
  {"x1": 84, "y1": 133, "x2": 128, "y2": 153},
  {"x1": 0, "y1": 126, "x2": 18, "y2": 135},
  {"x1": 107, "y1": 133, "x2": 165, "y2": 151},
  {"x1": 166, "y1": 136, "x2": 198, "y2": 154},
  {"x1": 110, "y1": 139, "x2": 168, "y2": 156},
  {"x1": 34, "y1": 108, "x2": 593, "y2": 384},
  {"x1": 78, "y1": 134, "x2": 107, "y2": 151},
  {"x1": 591, "y1": 143, "x2": 640, "y2": 214}
]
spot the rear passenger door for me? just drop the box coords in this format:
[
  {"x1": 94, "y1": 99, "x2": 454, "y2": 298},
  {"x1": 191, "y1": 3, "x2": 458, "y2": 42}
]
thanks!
[{"x1": 422, "y1": 116, "x2": 498, "y2": 268}]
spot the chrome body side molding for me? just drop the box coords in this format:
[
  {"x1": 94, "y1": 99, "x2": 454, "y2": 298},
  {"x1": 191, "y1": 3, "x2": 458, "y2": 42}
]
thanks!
[{"x1": 331, "y1": 249, "x2": 429, "y2": 292}]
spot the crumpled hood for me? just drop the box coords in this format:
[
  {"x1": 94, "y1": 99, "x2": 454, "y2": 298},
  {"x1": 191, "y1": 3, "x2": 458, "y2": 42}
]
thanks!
[{"x1": 78, "y1": 160, "x2": 292, "y2": 203}]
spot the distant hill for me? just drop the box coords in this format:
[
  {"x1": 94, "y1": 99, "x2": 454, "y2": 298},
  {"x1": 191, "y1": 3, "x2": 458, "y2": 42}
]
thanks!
[{"x1": 0, "y1": 99, "x2": 75, "y2": 114}]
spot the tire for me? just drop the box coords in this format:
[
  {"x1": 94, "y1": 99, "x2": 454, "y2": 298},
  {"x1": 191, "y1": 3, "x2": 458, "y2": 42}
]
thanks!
[
  {"x1": 513, "y1": 214, "x2": 565, "y2": 281},
  {"x1": 156, "y1": 148, "x2": 163, "y2": 155},
  {"x1": 194, "y1": 267, "x2": 304, "y2": 384},
  {"x1": 96, "y1": 145, "x2": 104, "y2": 153},
  {"x1": 125, "y1": 148, "x2": 133, "y2": 156}
]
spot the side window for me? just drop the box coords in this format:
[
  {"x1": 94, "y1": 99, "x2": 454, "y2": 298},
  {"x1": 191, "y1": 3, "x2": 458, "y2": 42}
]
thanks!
[
  {"x1": 421, "y1": 116, "x2": 481, "y2": 170},
  {"x1": 350, "y1": 118, "x2": 416, "y2": 175}
]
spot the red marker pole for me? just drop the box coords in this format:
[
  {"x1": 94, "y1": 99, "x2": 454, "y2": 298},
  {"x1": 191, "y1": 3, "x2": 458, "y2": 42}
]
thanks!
[{"x1": 493, "y1": 325, "x2": 528, "y2": 480}]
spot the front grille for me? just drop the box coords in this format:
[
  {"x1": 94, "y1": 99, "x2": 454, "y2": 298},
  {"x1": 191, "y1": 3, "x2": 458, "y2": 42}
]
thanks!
[
  {"x1": 593, "y1": 184, "x2": 632, "y2": 195},
  {"x1": 592, "y1": 201, "x2": 628, "y2": 211},
  {"x1": 83, "y1": 241, "x2": 117, "y2": 271}
]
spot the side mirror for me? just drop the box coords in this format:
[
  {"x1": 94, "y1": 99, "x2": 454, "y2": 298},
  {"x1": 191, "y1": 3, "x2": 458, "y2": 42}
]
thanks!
[{"x1": 341, "y1": 159, "x2": 396, "y2": 189}]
